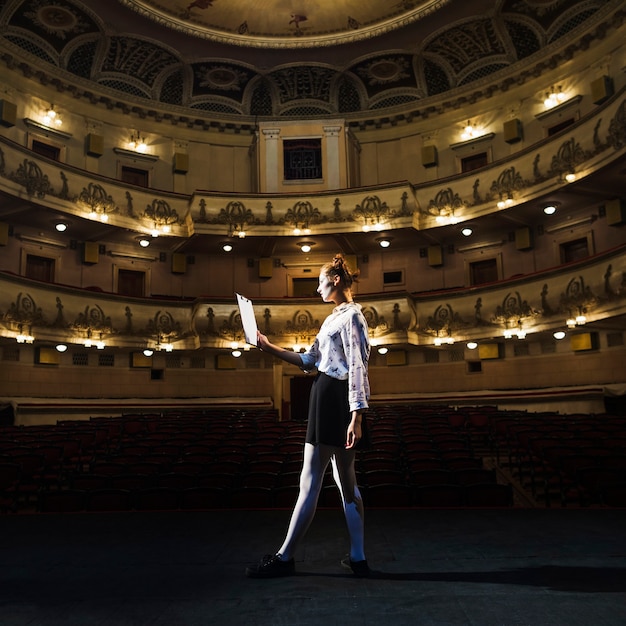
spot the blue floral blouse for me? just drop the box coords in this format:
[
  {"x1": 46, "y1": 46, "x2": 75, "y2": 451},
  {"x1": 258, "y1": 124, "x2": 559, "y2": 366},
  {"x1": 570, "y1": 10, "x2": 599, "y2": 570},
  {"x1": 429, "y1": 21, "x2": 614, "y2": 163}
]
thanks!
[{"x1": 300, "y1": 302, "x2": 371, "y2": 412}]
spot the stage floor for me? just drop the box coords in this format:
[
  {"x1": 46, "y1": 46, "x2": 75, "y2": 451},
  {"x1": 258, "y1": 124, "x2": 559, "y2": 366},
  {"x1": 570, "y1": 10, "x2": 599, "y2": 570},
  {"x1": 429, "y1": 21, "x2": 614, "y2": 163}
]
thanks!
[{"x1": 0, "y1": 508, "x2": 625, "y2": 625}]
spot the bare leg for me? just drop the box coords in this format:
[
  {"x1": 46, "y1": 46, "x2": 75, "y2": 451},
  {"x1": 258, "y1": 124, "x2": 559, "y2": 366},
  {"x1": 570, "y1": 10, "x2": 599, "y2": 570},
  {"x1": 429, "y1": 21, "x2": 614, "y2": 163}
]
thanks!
[
  {"x1": 277, "y1": 443, "x2": 333, "y2": 560},
  {"x1": 331, "y1": 448, "x2": 366, "y2": 562}
]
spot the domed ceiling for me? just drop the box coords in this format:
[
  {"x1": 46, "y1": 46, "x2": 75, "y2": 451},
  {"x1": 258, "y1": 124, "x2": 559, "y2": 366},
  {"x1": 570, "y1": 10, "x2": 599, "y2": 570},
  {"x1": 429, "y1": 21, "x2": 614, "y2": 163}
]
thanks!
[
  {"x1": 117, "y1": 0, "x2": 451, "y2": 48},
  {"x1": 0, "y1": 0, "x2": 608, "y2": 118}
]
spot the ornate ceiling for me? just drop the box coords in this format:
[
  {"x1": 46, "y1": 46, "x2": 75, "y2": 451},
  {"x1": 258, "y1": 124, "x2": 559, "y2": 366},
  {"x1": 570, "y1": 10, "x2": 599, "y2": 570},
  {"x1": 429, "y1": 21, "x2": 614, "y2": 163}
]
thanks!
[
  {"x1": 0, "y1": 0, "x2": 610, "y2": 117},
  {"x1": 117, "y1": 0, "x2": 452, "y2": 48}
]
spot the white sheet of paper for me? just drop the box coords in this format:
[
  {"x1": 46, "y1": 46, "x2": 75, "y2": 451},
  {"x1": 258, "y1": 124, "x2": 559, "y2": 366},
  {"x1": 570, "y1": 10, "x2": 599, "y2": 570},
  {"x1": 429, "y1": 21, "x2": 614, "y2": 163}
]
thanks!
[{"x1": 236, "y1": 293, "x2": 258, "y2": 346}]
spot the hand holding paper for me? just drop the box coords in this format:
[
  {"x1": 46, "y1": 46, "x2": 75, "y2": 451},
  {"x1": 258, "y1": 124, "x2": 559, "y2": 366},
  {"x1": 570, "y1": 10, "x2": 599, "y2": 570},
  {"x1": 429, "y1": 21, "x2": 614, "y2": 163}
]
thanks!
[{"x1": 236, "y1": 293, "x2": 258, "y2": 346}]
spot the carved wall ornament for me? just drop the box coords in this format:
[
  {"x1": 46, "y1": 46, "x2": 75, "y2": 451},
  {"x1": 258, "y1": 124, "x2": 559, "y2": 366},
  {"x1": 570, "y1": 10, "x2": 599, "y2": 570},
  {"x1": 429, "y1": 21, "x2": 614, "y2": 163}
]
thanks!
[
  {"x1": 284, "y1": 309, "x2": 320, "y2": 338},
  {"x1": 607, "y1": 98, "x2": 626, "y2": 150},
  {"x1": 558, "y1": 276, "x2": 597, "y2": 315},
  {"x1": 3, "y1": 292, "x2": 45, "y2": 327},
  {"x1": 220, "y1": 308, "x2": 245, "y2": 342},
  {"x1": 72, "y1": 304, "x2": 113, "y2": 333},
  {"x1": 488, "y1": 166, "x2": 528, "y2": 204},
  {"x1": 143, "y1": 198, "x2": 181, "y2": 228},
  {"x1": 352, "y1": 195, "x2": 390, "y2": 229},
  {"x1": 425, "y1": 187, "x2": 464, "y2": 218},
  {"x1": 424, "y1": 303, "x2": 466, "y2": 336},
  {"x1": 548, "y1": 137, "x2": 588, "y2": 180},
  {"x1": 361, "y1": 305, "x2": 390, "y2": 337},
  {"x1": 78, "y1": 182, "x2": 118, "y2": 217},
  {"x1": 492, "y1": 291, "x2": 539, "y2": 325},
  {"x1": 12, "y1": 159, "x2": 53, "y2": 198},
  {"x1": 217, "y1": 200, "x2": 255, "y2": 235},
  {"x1": 284, "y1": 201, "x2": 321, "y2": 231},
  {"x1": 146, "y1": 310, "x2": 182, "y2": 341}
]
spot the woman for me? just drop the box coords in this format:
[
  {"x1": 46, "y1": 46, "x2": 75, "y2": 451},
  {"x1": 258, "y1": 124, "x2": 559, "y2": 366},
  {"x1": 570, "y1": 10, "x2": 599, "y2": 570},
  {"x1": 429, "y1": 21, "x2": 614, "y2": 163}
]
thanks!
[{"x1": 245, "y1": 254, "x2": 371, "y2": 578}]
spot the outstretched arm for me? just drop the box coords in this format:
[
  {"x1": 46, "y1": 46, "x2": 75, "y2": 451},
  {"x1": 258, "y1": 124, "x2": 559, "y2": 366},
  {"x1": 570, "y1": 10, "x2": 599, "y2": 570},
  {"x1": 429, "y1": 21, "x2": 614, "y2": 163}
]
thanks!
[{"x1": 257, "y1": 330, "x2": 304, "y2": 367}]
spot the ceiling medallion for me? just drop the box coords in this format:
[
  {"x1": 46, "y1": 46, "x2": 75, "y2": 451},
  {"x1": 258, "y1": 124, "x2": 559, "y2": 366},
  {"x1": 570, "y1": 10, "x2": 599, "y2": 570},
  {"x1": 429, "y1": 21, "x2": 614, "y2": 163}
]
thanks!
[
  {"x1": 117, "y1": 0, "x2": 453, "y2": 49},
  {"x1": 25, "y1": 1, "x2": 87, "y2": 38}
]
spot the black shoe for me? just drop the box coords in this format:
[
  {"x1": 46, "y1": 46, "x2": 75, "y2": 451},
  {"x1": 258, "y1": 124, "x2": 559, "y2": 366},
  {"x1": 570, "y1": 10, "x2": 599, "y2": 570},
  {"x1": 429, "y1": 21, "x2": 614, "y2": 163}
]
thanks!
[
  {"x1": 245, "y1": 554, "x2": 295, "y2": 578},
  {"x1": 341, "y1": 555, "x2": 371, "y2": 578}
]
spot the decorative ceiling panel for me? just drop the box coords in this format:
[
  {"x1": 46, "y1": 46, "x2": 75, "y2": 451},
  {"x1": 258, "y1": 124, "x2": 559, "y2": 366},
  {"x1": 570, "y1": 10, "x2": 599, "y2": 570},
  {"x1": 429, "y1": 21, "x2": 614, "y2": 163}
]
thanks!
[{"x1": 116, "y1": 0, "x2": 453, "y2": 48}]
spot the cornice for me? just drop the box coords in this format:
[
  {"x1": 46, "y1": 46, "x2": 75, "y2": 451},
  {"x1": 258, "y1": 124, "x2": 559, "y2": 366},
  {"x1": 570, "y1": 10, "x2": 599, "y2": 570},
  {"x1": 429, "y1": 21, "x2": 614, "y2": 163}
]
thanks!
[{"x1": 0, "y1": 5, "x2": 623, "y2": 133}]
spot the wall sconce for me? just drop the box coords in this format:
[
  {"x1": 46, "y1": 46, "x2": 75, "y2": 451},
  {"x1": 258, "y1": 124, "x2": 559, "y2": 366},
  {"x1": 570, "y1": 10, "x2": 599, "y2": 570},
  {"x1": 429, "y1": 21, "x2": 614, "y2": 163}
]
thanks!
[
  {"x1": 566, "y1": 308, "x2": 587, "y2": 328},
  {"x1": 298, "y1": 241, "x2": 315, "y2": 253},
  {"x1": 16, "y1": 324, "x2": 34, "y2": 344},
  {"x1": 362, "y1": 220, "x2": 385, "y2": 233},
  {"x1": 543, "y1": 203, "x2": 558, "y2": 215},
  {"x1": 43, "y1": 104, "x2": 62, "y2": 127},
  {"x1": 84, "y1": 329, "x2": 105, "y2": 349},
  {"x1": 55, "y1": 344, "x2": 68, "y2": 352},
  {"x1": 434, "y1": 336, "x2": 454, "y2": 346},
  {"x1": 543, "y1": 86, "x2": 566, "y2": 109},
  {"x1": 377, "y1": 346, "x2": 389, "y2": 355},
  {"x1": 565, "y1": 171, "x2": 576, "y2": 183},
  {"x1": 376, "y1": 237, "x2": 392, "y2": 248},
  {"x1": 222, "y1": 242, "x2": 233, "y2": 252},
  {"x1": 466, "y1": 341, "x2": 478, "y2": 350},
  {"x1": 55, "y1": 222, "x2": 68, "y2": 232},
  {"x1": 461, "y1": 120, "x2": 481, "y2": 141},
  {"x1": 292, "y1": 226, "x2": 311, "y2": 236},
  {"x1": 143, "y1": 348, "x2": 154, "y2": 357},
  {"x1": 497, "y1": 195, "x2": 514, "y2": 209},
  {"x1": 461, "y1": 227, "x2": 473, "y2": 237},
  {"x1": 138, "y1": 237, "x2": 151, "y2": 248},
  {"x1": 553, "y1": 331, "x2": 566, "y2": 340},
  {"x1": 504, "y1": 320, "x2": 526, "y2": 339},
  {"x1": 128, "y1": 131, "x2": 147, "y2": 153}
]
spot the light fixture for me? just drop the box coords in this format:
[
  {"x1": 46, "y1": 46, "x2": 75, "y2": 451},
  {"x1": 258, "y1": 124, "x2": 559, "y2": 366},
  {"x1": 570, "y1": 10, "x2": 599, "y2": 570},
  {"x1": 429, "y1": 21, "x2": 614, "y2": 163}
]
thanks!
[
  {"x1": 543, "y1": 86, "x2": 566, "y2": 109},
  {"x1": 461, "y1": 227, "x2": 473, "y2": 237},
  {"x1": 553, "y1": 331, "x2": 566, "y2": 340},
  {"x1": 504, "y1": 321, "x2": 526, "y2": 339},
  {"x1": 298, "y1": 241, "x2": 315, "y2": 253},
  {"x1": 55, "y1": 344, "x2": 68, "y2": 352},
  {"x1": 377, "y1": 346, "x2": 389, "y2": 355},
  {"x1": 231, "y1": 349, "x2": 242, "y2": 358},
  {"x1": 16, "y1": 325, "x2": 34, "y2": 344},
  {"x1": 434, "y1": 336, "x2": 454, "y2": 346},
  {"x1": 128, "y1": 131, "x2": 147, "y2": 153},
  {"x1": 96, "y1": 340, "x2": 105, "y2": 350},
  {"x1": 567, "y1": 308, "x2": 587, "y2": 328},
  {"x1": 222, "y1": 242, "x2": 233, "y2": 252},
  {"x1": 139, "y1": 238, "x2": 150, "y2": 248},
  {"x1": 466, "y1": 341, "x2": 478, "y2": 350},
  {"x1": 565, "y1": 172, "x2": 576, "y2": 183},
  {"x1": 43, "y1": 104, "x2": 62, "y2": 127},
  {"x1": 497, "y1": 195, "x2": 514, "y2": 209},
  {"x1": 461, "y1": 120, "x2": 482, "y2": 141},
  {"x1": 543, "y1": 204, "x2": 558, "y2": 215},
  {"x1": 55, "y1": 222, "x2": 67, "y2": 232},
  {"x1": 143, "y1": 349, "x2": 154, "y2": 357},
  {"x1": 376, "y1": 237, "x2": 392, "y2": 248}
]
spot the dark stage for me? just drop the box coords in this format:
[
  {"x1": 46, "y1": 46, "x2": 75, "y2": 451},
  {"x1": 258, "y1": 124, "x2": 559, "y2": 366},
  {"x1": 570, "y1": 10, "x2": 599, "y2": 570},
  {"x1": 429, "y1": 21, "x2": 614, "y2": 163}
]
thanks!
[{"x1": 1, "y1": 508, "x2": 625, "y2": 625}]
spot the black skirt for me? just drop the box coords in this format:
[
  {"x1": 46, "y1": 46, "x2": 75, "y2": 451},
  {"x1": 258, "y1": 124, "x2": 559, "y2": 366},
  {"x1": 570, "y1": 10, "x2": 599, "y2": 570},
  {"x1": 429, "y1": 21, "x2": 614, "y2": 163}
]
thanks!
[{"x1": 305, "y1": 372, "x2": 369, "y2": 450}]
